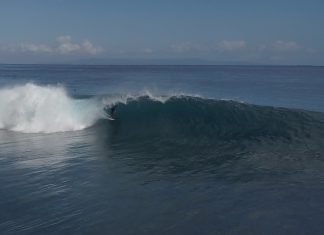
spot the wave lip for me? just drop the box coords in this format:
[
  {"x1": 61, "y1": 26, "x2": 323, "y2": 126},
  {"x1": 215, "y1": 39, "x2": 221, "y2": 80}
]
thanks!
[{"x1": 0, "y1": 83, "x2": 105, "y2": 133}]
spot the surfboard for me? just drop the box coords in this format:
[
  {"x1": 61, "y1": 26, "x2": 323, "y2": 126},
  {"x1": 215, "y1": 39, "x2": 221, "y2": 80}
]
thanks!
[{"x1": 104, "y1": 114, "x2": 115, "y2": 120}]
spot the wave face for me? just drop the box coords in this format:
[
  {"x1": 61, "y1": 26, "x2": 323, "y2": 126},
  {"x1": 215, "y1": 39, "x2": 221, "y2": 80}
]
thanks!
[
  {"x1": 99, "y1": 96, "x2": 324, "y2": 176},
  {"x1": 108, "y1": 96, "x2": 324, "y2": 142},
  {"x1": 0, "y1": 84, "x2": 106, "y2": 133}
]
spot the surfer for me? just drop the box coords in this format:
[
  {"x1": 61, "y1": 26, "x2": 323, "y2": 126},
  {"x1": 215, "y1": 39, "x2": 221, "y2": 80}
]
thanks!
[
  {"x1": 110, "y1": 104, "x2": 118, "y2": 118},
  {"x1": 103, "y1": 104, "x2": 118, "y2": 119}
]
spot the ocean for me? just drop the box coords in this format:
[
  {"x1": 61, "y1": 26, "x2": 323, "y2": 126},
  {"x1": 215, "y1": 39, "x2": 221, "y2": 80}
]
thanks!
[{"x1": 1, "y1": 65, "x2": 324, "y2": 234}]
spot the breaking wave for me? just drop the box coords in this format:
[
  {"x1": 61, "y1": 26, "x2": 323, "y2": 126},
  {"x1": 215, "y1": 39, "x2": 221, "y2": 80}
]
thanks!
[
  {"x1": 1, "y1": 83, "x2": 324, "y2": 140},
  {"x1": 0, "y1": 83, "x2": 106, "y2": 133},
  {"x1": 0, "y1": 83, "x2": 179, "y2": 133}
]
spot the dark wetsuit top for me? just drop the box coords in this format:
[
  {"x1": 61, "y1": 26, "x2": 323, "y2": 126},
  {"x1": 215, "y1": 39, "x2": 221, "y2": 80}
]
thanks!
[{"x1": 110, "y1": 105, "x2": 117, "y2": 117}]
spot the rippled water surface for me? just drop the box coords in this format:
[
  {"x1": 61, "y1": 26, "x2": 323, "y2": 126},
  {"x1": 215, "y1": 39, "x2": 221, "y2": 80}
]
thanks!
[{"x1": 1, "y1": 65, "x2": 324, "y2": 234}]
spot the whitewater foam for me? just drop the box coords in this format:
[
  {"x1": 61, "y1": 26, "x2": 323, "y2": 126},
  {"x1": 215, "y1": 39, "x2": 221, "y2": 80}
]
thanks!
[{"x1": 0, "y1": 83, "x2": 108, "y2": 133}]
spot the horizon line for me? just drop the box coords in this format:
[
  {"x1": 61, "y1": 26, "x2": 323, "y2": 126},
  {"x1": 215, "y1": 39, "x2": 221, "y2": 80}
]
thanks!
[{"x1": 0, "y1": 63, "x2": 322, "y2": 67}]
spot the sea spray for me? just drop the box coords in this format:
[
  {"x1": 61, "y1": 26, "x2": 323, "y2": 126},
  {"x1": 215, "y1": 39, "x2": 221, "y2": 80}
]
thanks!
[{"x1": 0, "y1": 83, "x2": 106, "y2": 133}]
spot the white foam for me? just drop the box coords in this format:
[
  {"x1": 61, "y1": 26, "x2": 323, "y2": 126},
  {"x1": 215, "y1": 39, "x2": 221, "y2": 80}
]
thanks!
[
  {"x1": 0, "y1": 83, "x2": 106, "y2": 133},
  {"x1": 100, "y1": 90, "x2": 201, "y2": 106}
]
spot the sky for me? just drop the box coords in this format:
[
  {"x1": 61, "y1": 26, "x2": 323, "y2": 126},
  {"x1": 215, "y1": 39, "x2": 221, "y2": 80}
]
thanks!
[{"x1": 0, "y1": 0, "x2": 323, "y2": 65}]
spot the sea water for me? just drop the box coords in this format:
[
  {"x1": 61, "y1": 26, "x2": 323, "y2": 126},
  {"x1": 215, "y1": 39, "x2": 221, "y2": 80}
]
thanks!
[{"x1": 1, "y1": 65, "x2": 324, "y2": 234}]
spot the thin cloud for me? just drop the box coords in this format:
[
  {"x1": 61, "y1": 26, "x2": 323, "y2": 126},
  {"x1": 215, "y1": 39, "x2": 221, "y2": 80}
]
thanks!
[
  {"x1": 171, "y1": 42, "x2": 205, "y2": 53},
  {"x1": 216, "y1": 40, "x2": 247, "y2": 52},
  {"x1": 259, "y1": 40, "x2": 304, "y2": 53},
  {"x1": 0, "y1": 36, "x2": 103, "y2": 56},
  {"x1": 171, "y1": 40, "x2": 247, "y2": 54},
  {"x1": 82, "y1": 40, "x2": 103, "y2": 55},
  {"x1": 273, "y1": 40, "x2": 302, "y2": 52},
  {"x1": 20, "y1": 43, "x2": 53, "y2": 54},
  {"x1": 56, "y1": 35, "x2": 81, "y2": 54},
  {"x1": 56, "y1": 35, "x2": 103, "y2": 55}
]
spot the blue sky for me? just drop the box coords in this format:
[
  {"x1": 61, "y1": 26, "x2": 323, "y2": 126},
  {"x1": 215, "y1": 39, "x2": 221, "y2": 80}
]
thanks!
[{"x1": 0, "y1": 0, "x2": 323, "y2": 65}]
